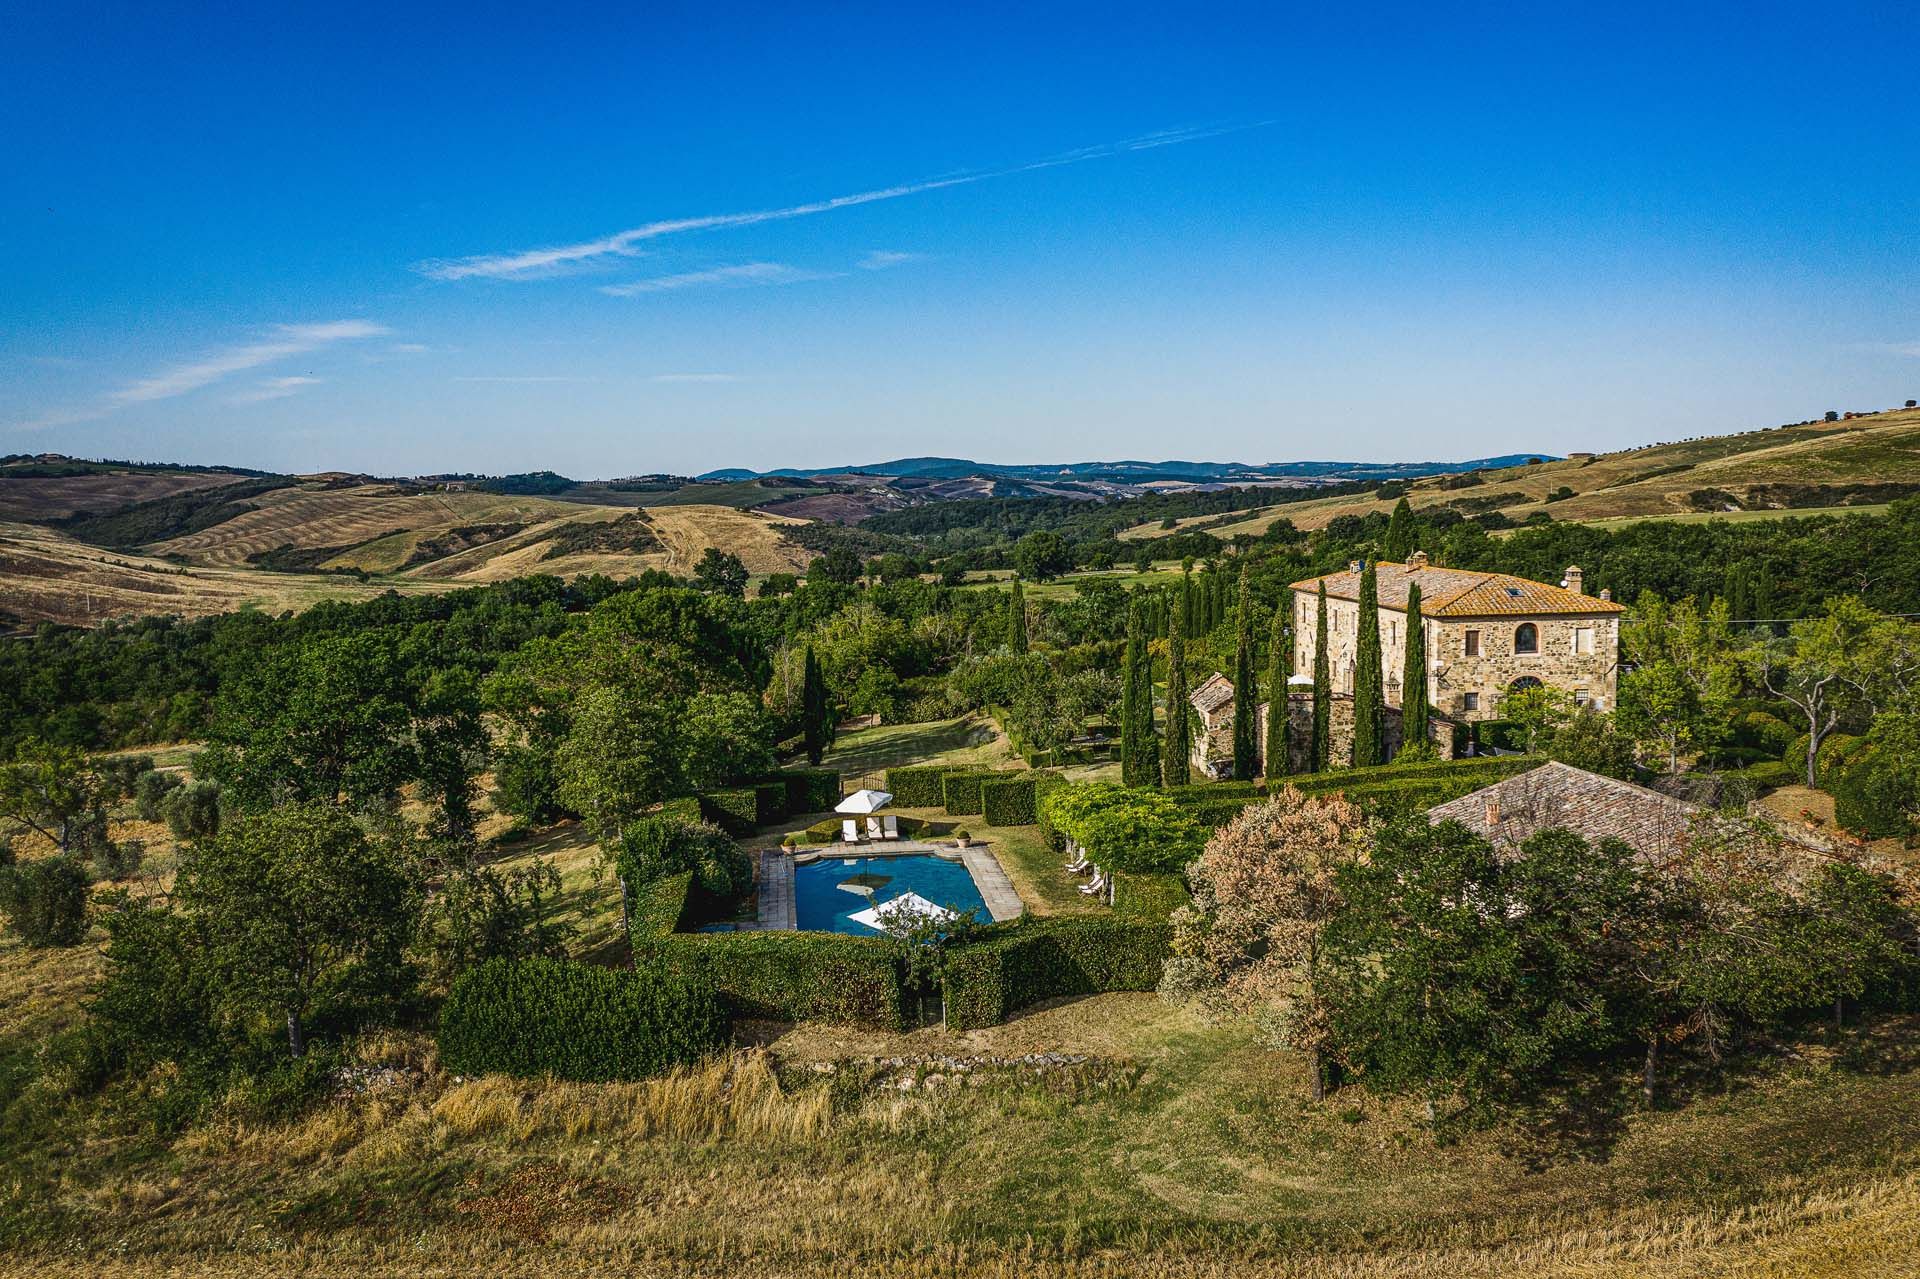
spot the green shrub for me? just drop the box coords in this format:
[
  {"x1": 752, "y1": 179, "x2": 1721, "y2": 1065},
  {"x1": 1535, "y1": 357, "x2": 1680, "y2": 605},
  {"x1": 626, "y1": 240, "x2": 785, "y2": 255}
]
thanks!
[
  {"x1": 0, "y1": 856, "x2": 91, "y2": 947},
  {"x1": 982, "y1": 776, "x2": 1040, "y2": 826},
  {"x1": 162, "y1": 780, "x2": 222, "y2": 841},
  {"x1": 1113, "y1": 871, "x2": 1190, "y2": 921},
  {"x1": 885, "y1": 765, "x2": 964, "y2": 807},
  {"x1": 943, "y1": 916, "x2": 1172, "y2": 1031},
  {"x1": 940, "y1": 770, "x2": 997, "y2": 815},
  {"x1": 1782, "y1": 732, "x2": 1865, "y2": 785},
  {"x1": 96, "y1": 754, "x2": 154, "y2": 800},
  {"x1": 617, "y1": 817, "x2": 750, "y2": 901},
  {"x1": 91, "y1": 838, "x2": 144, "y2": 883},
  {"x1": 658, "y1": 796, "x2": 703, "y2": 825},
  {"x1": 1735, "y1": 760, "x2": 1797, "y2": 791},
  {"x1": 133, "y1": 769, "x2": 182, "y2": 822},
  {"x1": 438, "y1": 955, "x2": 725, "y2": 1082},
  {"x1": 1735, "y1": 711, "x2": 1796, "y2": 754},
  {"x1": 1832, "y1": 750, "x2": 1916, "y2": 840},
  {"x1": 641, "y1": 931, "x2": 905, "y2": 1028}
]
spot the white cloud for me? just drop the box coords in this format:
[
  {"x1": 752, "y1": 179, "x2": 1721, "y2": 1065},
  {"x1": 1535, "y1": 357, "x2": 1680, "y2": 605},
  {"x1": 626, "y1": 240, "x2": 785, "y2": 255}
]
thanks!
[
  {"x1": 599, "y1": 262, "x2": 838, "y2": 297},
  {"x1": 450, "y1": 375, "x2": 598, "y2": 383},
  {"x1": 650, "y1": 373, "x2": 741, "y2": 383},
  {"x1": 230, "y1": 375, "x2": 322, "y2": 404},
  {"x1": 418, "y1": 123, "x2": 1263, "y2": 282},
  {"x1": 388, "y1": 342, "x2": 430, "y2": 354},
  {"x1": 10, "y1": 319, "x2": 385, "y2": 430},
  {"x1": 110, "y1": 320, "x2": 386, "y2": 405},
  {"x1": 858, "y1": 250, "x2": 922, "y2": 271}
]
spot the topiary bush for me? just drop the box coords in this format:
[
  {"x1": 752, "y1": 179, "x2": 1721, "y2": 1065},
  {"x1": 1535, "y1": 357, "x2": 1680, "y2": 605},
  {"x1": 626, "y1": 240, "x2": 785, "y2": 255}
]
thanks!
[
  {"x1": 1736, "y1": 760, "x2": 1797, "y2": 791},
  {"x1": 438, "y1": 955, "x2": 726, "y2": 1082},
  {"x1": 942, "y1": 916, "x2": 1172, "y2": 1030},
  {"x1": 0, "y1": 856, "x2": 91, "y2": 947},
  {"x1": 696, "y1": 787, "x2": 760, "y2": 834},
  {"x1": 765, "y1": 768, "x2": 840, "y2": 814},
  {"x1": 1832, "y1": 750, "x2": 1916, "y2": 840},
  {"x1": 1735, "y1": 711, "x2": 1796, "y2": 755},
  {"x1": 617, "y1": 817, "x2": 751, "y2": 902},
  {"x1": 885, "y1": 765, "x2": 964, "y2": 807}
]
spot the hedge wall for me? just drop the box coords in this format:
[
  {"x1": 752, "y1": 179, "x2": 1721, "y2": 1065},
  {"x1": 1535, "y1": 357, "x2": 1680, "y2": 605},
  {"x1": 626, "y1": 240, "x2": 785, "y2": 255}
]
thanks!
[
  {"x1": 783, "y1": 768, "x2": 842, "y2": 812},
  {"x1": 641, "y1": 931, "x2": 906, "y2": 1029},
  {"x1": 886, "y1": 765, "x2": 965, "y2": 807},
  {"x1": 438, "y1": 955, "x2": 726, "y2": 1082},
  {"x1": 697, "y1": 782, "x2": 787, "y2": 834},
  {"x1": 981, "y1": 776, "x2": 1040, "y2": 826},
  {"x1": 658, "y1": 796, "x2": 703, "y2": 826},
  {"x1": 629, "y1": 870, "x2": 696, "y2": 938},
  {"x1": 943, "y1": 916, "x2": 1173, "y2": 1031},
  {"x1": 941, "y1": 770, "x2": 997, "y2": 815}
]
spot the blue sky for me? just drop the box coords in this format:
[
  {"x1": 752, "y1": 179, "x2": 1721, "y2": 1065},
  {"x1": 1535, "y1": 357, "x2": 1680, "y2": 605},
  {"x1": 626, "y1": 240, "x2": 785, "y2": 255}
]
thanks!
[{"x1": 4, "y1": 2, "x2": 1917, "y2": 476}]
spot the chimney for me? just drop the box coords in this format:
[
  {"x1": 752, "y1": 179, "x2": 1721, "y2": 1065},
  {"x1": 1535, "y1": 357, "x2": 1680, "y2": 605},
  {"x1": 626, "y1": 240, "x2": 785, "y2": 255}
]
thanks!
[
  {"x1": 1349, "y1": 560, "x2": 1362, "y2": 574},
  {"x1": 1407, "y1": 550, "x2": 1429, "y2": 569},
  {"x1": 1599, "y1": 587, "x2": 1612, "y2": 602},
  {"x1": 1485, "y1": 795, "x2": 1501, "y2": 826},
  {"x1": 1562, "y1": 565, "x2": 1584, "y2": 594}
]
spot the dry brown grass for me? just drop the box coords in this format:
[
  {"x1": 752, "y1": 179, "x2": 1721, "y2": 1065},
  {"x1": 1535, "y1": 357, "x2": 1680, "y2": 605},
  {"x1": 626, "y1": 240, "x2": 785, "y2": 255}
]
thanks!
[{"x1": 0, "y1": 469, "x2": 247, "y2": 522}]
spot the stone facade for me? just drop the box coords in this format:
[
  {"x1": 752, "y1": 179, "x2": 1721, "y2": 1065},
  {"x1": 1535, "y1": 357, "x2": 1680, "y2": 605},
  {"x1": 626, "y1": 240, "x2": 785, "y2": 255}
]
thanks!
[
  {"x1": 1292, "y1": 554, "x2": 1624, "y2": 724},
  {"x1": 1427, "y1": 761, "x2": 1700, "y2": 865},
  {"x1": 1191, "y1": 681, "x2": 1459, "y2": 777}
]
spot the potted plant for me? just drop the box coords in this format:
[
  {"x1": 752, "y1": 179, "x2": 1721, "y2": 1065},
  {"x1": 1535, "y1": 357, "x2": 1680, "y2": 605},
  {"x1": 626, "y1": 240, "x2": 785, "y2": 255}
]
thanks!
[
  {"x1": 953, "y1": 828, "x2": 972, "y2": 849},
  {"x1": 780, "y1": 835, "x2": 799, "y2": 855}
]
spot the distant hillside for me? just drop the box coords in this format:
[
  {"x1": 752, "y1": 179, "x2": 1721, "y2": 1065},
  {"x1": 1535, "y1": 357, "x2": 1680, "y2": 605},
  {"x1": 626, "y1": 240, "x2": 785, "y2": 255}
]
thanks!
[
  {"x1": 699, "y1": 453, "x2": 1550, "y2": 483},
  {"x1": 1120, "y1": 407, "x2": 1920, "y2": 541}
]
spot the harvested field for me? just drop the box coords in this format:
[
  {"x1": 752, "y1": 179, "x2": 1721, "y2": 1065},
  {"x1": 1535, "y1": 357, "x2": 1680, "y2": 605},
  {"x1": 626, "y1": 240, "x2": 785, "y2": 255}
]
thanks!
[{"x1": 0, "y1": 468, "x2": 251, "y2": 522}]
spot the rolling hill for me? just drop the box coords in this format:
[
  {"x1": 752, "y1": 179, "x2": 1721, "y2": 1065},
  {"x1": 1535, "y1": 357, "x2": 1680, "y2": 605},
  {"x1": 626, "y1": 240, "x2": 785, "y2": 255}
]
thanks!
[{"x1": 1120, "y1": 408, "x2": 1920, "y2": 540}]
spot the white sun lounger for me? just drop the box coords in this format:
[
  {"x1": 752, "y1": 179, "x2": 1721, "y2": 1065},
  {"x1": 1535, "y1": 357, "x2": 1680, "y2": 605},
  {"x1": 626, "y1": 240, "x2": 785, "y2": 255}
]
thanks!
[
  {"x1": 865, "y1": 815, "x2": 884, "y2": 841},
  {"x1": 882, "y1": 814, "x2": 901, "y2": 840},
  {"x1": 842, "y1": 819, "x2": 861, "y2": 843},
  {"x1": 1079, "y1": 871, "x2": 1107, "y2": 895}
]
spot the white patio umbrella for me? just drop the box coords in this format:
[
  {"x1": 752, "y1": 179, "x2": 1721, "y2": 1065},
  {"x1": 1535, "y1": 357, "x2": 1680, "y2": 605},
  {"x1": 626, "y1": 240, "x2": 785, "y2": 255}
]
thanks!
[
  {"x1": 834, "y1": 788, "x2": 893, "y2": 814},
  {"x1": 848, "y1": 892, "x2": 956, "y2": 934}
]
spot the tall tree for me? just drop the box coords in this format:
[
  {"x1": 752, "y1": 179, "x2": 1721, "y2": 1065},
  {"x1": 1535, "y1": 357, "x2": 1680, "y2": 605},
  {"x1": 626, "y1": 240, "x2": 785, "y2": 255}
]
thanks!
[
  {"x1": 1352, "y1": 561, "x2": 1385, "y2": 766},
  {"x1": 1135, "y1": 598, "x2": 1162, "y2": 787},
  {"x1": 1163, "y1": 604, "x2": 1192, "y2": 787},
  {"x1": 1180, "y1": 559, "x2": 1196, "y2": 638},
  {"x1": 1265, "y1": 603, "x2": 1290, "y2": 779},
  {"x1": 1383, "y1": 497, "x2": 1417, "y2": 562},
  {"x1": 1312, "y1": 583, "x2": 1332, "y2": 772},
  {"x1": 1401, "y1": 583, "x2": 1429, "y2": 753},
  {"x1": 174, "y1": 803, "x2": 418, "y2": 1059},
  {"x1": 801, "y1": 644, "x2": 830, "y2": 765},
  {"x1": 1008, "y1": 578, "x2": 1029, "y2": 654},
  {"x1": 1747, "y1": 596, "x2": 1920, "y2": 787},
  {"x1": 1232, "y1": 568, "x2": 1260, "y2": 781}
]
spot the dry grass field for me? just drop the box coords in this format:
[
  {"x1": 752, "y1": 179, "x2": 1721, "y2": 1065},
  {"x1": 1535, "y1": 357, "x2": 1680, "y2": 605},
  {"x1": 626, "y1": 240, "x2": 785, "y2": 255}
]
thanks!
[
  {"x1": 0, "y1": 468, "x2": 251, "y2": 522},
  {"x1": 1121, "y1": 409, "x2": 1920, "y2": 541},
  {"x1": 0, "y1": 521, "x2": 467, "y2": 628}
]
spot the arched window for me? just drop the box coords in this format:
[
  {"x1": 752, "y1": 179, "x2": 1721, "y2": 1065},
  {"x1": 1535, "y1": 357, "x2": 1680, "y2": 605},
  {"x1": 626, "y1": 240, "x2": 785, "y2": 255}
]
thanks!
[
  {"x1": 1509, "y1": 675, "x2": 1544, "y2": 693},
  {"x1": 1513, "y1": 623, "x2": 1538, "y2": 655}
]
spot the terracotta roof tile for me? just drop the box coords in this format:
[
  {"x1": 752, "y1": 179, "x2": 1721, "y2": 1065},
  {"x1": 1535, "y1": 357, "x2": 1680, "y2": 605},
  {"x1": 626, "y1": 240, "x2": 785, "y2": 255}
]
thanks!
[
  {"x1": 1190, "y1": 672, "x2": 1236, "y2": 715},
  {"x1": 1290, "y1": 561, "x2": 1624, "y2": 617}
]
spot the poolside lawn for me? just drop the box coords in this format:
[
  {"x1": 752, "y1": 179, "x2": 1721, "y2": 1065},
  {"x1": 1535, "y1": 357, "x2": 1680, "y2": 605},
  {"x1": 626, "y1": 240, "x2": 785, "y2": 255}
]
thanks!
[{"x1": 812, "y1": 714, "x2": 1018, "y2": 792}]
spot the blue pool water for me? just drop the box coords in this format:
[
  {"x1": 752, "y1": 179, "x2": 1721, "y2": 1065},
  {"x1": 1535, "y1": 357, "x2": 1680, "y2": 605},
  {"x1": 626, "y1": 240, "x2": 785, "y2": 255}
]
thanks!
[{"x1": 794, "y1": 854, "x2": 987, "y2": 934}]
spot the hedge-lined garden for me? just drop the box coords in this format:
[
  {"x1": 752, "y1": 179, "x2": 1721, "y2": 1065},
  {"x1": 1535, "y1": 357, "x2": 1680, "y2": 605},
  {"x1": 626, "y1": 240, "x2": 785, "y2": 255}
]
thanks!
[
  {"x1": 881, "y1": 764, "x2": 1054, "y2": 828},
  {"x1": 694, "y1": 768, "x2": 842, "y2": 834}
]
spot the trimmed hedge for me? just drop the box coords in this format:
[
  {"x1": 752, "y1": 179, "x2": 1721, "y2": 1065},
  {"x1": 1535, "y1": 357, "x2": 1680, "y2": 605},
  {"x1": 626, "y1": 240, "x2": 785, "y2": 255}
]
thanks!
[
  {"x1": 1167, "y1": 757, "x2": 1543, "y2": 828},
  {"x1": 1833, "y1": 750, "x2": 1916, "y2": 839},
  {"x1": 982, "y1": 776, "x2": 1041, "y2": 826},
  {"x1": 1736, "y1": 760, "x2": 1798, "y2": 791},
  {"x1": 943, "y1": 916, "x2": 1173, "y2": 1031},
  {"x1": 941, "y1": 770, "x2": 997, "y2": 815},
  {"x1": 886, "y1": 765, "x2": 964, "y2": 807},
  {"x1": 629, "y1": 871, "x2": 695, "y2": 937},
  {"x1": 438, "y1": 955, "x2": 726, "y2": 1082},
  {"x1": 641, "y1": 930, "x2": 906, "y2": 1029},
  {"x1": 658, "y1": 796, "x2": 703, "y2": 826},
  {"x1": 783, "y1": 768, "x2": 842, "y2": 812},
  {"x1": 698, "y1": 782, "x2": 786, "y2": 834}
]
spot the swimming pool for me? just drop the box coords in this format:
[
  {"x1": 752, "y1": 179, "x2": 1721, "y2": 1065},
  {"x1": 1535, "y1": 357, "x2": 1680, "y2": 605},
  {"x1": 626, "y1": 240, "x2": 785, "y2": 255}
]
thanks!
[{"x1": 793, "y1": 854, "x2": 988, "y2": 934}]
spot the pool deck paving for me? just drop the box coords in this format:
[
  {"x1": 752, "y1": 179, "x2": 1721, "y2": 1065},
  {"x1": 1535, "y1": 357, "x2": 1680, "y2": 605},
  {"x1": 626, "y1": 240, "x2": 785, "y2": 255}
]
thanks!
[{"x1": 758, "y1": 840, "x2": 1025, "y2": 929}]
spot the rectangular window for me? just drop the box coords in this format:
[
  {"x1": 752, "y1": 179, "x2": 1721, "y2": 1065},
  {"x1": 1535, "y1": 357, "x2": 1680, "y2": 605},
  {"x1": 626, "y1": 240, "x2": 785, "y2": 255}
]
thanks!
[
  {"x1": 1462, "y1": 692, "x2": 1480, "y2": 712},
  {"x1": 1464, "y1": 629, "x2": 1480, "y2": 657},
  {"x1": 1574, "y1": 687, "x2": 1591, "y2": 706},
  {"x1": 1574, "y1": 626, "x2": 1594, "y2": 655}
]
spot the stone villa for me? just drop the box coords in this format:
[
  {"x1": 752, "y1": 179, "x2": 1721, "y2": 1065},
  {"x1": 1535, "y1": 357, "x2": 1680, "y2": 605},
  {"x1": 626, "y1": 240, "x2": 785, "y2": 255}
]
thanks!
[
  {"x1": 1292, "y1": 553, "x2": 1625, "y2": 722},
  {"x1": 1189, "y1": 556, "x2": 1624, "y2": 776}
]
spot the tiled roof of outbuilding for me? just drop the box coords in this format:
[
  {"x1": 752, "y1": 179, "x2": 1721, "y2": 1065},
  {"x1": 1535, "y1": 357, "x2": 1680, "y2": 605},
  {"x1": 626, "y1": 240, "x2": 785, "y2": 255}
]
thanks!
[
  {"x1": 1190, "y1": 672, "x2": 1236, "y2": 715},
  {"x1": 1290, "y1": 561, "x2": 1625, "y2": 617}
]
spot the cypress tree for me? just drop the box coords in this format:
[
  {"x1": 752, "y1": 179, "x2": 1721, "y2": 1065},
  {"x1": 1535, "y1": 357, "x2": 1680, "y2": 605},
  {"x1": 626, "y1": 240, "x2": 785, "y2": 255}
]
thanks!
[
  {"x1": 1383, "y1": 497, "x2": 1417, "y2": 562},
  {"x1": 1231, "y1": 568, "x2": 1259, "y2": 781},
  {"x1": 1179, "y1": 561, "x2": 1195, "y2": 638},
  {"x1": 1121, "y1": 598, "x2": 1160, "y2": 787},
  {"x1": 1352, "y1": 560, "x2": 1385, "y2": 766},
  {"x1": 1008, "y1": 578, "x2": 1028, "y2": 653},
  {"x1": 1264, "y1": 602, "x2": 1290, "y2": 779},
  {"x1": 1162, "y1": 601, "x2": 1191, "y2": 787},
  {"x1": 1312, "y1": 582, "x2": 1331, "y2": 772},
  {"x1": 801, "y1": 644, "x2": 830, "y2": 765},
  {"x1": 1401, "y1": 584, "x2": 1429, "y2": 754}
]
